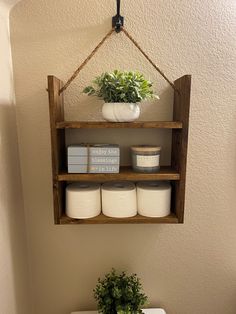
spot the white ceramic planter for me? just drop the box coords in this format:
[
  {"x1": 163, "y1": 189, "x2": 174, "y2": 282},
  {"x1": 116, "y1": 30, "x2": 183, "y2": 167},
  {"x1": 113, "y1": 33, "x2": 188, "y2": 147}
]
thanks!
[{"x1": 102, "y1": 102, "x2": 140, "y2": 122}]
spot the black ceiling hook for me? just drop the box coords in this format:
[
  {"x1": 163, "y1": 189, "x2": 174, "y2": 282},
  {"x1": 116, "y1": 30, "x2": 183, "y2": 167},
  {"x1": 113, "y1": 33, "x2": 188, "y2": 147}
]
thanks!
[{"x1": 112, "y1": 0, "x2": 124, "y2": 33}]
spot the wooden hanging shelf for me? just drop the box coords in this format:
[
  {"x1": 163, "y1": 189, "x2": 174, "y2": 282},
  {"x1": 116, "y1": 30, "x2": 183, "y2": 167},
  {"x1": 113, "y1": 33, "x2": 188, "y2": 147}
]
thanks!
[{"x1": 48, "y1": 74, "x2": 191, "y2": 225}]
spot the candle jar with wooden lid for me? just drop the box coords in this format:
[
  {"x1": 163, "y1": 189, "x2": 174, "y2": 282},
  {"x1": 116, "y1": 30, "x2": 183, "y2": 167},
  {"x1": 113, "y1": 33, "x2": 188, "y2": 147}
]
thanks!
[{"x1": 131, "y1": 145, "x2": 161, "y2": 173}]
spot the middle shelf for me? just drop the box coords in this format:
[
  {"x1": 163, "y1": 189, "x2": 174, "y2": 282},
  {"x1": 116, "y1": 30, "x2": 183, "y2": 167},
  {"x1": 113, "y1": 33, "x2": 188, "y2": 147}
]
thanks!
[
  {"x1": 57, "y1": 166, "x2": 180, "y2": 181},
  {"x1": 56, "y1": 120, "x2": 183, "y2": 129}
]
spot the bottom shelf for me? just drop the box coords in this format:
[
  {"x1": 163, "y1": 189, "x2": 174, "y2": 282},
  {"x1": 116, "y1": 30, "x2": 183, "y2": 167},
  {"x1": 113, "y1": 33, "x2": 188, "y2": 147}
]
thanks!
[{"x1": 59, "y1": 213, "x2": 179, "y2": 224}]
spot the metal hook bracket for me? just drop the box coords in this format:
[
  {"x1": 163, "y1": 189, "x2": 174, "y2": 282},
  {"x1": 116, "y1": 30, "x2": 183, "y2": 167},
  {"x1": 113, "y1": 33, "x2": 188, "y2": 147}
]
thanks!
[{"x1": 112, "y1": 0, "x2": 124, "y2": 33}]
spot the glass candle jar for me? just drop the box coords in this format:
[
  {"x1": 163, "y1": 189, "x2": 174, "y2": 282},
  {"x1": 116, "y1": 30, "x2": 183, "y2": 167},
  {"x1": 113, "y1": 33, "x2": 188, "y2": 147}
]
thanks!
[{"x1": 131, "y1": 145, "x2": 161, "y2": 173}]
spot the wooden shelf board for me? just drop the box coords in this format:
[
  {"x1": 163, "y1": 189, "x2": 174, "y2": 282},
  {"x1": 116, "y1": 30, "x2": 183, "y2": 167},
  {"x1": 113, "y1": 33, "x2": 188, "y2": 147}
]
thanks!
[
  {"x1": 59, "y1": 213, "x2": 179, "y2": 224},
  {"x1": 56, "y1": 121, "x2": 183, "y2": 129},
  {"x1": 57, "y1": 166, "x2": 180, "y2": 182}
]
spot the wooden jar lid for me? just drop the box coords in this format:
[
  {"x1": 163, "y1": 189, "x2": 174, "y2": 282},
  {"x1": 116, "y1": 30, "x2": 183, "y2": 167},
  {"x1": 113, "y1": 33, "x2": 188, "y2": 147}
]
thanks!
[{"x1": 131, "y1": 145, "x2": 161, "y2": 153}]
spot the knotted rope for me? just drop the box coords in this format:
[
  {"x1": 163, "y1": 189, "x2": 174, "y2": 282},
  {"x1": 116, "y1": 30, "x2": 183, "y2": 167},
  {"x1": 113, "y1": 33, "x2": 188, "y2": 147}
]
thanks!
[{"x1": 59, "y1": 27, "x2": 177, "y2": 94}]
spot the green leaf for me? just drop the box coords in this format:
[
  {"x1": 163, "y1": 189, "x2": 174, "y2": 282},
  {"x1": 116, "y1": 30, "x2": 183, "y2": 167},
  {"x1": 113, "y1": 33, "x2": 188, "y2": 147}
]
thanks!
[{"x1": 83, "y1": 70, "x2": 159, "y2": 103}]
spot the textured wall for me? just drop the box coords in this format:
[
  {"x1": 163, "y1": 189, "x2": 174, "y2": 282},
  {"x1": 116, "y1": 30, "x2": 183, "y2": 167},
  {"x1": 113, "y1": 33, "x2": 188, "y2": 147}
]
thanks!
[
  {"x1": 0, "y1": 1, "x2": 31, "y2": 314},
  {"x1": 10, "y1": 1, "x2": 236, "y2": 314}
]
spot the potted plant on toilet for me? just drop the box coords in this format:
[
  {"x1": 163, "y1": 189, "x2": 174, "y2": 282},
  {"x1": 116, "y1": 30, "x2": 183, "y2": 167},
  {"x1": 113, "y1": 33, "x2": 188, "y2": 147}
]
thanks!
[
  {"x1": 94, "y1": 269, "x2": 148, "y2": 314},
  {"x1": 83, "y1": 70, "x2": 159, "y2": 122}
]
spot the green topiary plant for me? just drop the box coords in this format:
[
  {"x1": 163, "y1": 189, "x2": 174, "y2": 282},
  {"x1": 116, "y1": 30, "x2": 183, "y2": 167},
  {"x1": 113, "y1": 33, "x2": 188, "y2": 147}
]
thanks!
[
  {"x1": 94, "y1": 269, "x2": 148, "y2": 314},
  {"x1": 83, "y1": 70, "x2": 159, "y2": 103}
]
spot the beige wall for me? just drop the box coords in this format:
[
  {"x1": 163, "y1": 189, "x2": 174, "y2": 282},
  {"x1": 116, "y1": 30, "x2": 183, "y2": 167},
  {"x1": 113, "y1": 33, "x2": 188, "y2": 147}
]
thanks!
[
  {"x1": 0, "y1": 1, "x2": 31, "y2": 314},
  {"x1": 10, "y1": 1, "x2": 236, "y2": 314}
]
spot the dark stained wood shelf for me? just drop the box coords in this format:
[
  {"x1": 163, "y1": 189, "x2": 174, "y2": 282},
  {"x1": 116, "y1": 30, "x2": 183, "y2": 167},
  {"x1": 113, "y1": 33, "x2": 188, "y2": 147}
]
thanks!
[
  {"x1": 56, "y1": 120, "x2": 183, "y2": 129},
  {"x1": 59, "y1": 213, "x2": 178, "y2": 224},
  {"x1": 57, "y1": 166, "x2": 180, "y2": 182},
  {"x1": 48, "y1": 74, "x2": 191, "y2": 224}
]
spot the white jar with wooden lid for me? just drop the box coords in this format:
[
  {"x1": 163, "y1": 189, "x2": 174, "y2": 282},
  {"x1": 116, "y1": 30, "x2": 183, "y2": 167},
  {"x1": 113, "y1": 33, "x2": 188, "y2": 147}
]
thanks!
[{"x1": 131, "y1": 145, "x2": 161, "y2": 173}]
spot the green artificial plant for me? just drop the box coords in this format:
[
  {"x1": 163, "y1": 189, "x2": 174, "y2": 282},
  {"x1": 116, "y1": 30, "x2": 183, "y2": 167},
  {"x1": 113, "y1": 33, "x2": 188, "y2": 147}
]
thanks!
[
  {"x1": 94, "y1": 269, "x2": 148, "y2": 314},
  {"x1": 83, "y1": 70, "x2": 159, "y2": 103}
]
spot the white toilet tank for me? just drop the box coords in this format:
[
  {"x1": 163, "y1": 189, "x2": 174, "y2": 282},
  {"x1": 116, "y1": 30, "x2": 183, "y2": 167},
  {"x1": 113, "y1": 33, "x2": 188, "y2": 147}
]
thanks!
[{"x1": 71, "y1": 309, "x2": 166, "y2": 314}]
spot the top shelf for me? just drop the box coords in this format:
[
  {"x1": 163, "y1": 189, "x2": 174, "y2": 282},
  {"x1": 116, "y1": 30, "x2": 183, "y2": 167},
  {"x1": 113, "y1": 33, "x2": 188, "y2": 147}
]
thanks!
[{"x1": 56, "y1": 121, "x2": 183, "y2": 129}]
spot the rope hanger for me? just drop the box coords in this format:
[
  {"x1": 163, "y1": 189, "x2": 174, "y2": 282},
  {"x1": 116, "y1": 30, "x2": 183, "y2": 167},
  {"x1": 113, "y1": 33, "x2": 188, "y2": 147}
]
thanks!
[{"x1": 59, "y1": 1, "x2": 177, "y2": 94}]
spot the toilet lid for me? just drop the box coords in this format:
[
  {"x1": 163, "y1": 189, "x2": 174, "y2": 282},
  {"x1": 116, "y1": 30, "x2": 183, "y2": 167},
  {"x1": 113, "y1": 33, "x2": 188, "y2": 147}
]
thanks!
[{"x1": 71, "y1": 309, "x2": 166, "y2": 314}]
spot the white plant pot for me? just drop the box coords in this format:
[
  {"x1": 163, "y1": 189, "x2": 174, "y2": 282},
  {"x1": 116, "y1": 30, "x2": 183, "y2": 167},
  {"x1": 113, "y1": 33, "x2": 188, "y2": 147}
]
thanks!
[{"x1": 102, "y1": 102, "x2": 140, "y2": 122}]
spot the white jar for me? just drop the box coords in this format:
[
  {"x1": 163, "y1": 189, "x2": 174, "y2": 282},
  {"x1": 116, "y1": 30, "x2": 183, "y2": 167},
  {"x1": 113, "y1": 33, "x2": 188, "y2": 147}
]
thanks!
[{"x1": 102, "y1": 102, "x2": 140, "y2": 122}]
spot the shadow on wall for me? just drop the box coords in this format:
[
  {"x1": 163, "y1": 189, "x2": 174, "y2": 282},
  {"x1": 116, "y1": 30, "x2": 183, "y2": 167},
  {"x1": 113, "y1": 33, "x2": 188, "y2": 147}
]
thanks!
[
  {"x1": 0, "y1": 0, "x2": 21, "y2": 10},
  {"x1": 0, "y1": 104, "x2": 30, "y2": 314}
]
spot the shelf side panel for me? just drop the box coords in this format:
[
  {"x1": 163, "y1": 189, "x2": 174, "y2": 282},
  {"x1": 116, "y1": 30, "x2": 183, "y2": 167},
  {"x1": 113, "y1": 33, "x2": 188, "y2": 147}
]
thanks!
[
  {"x1": 171, "y1": 75, "x2": 191, "y2": 223},
  {"x1": 48, "y1": 76, "x2": 65, "y2": 224}
]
